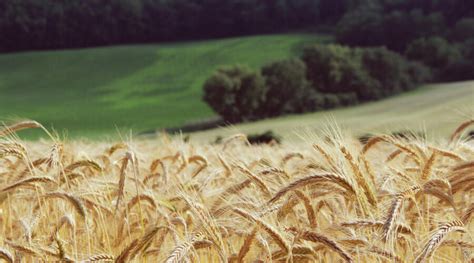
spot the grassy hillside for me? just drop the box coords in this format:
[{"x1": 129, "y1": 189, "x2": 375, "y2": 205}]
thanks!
[
  {"x1": 0, "y1": 34, "x2": 329, "y2": 138},
  {"x1": 190, "y1": 81, "x2": 474, "y2": 142}
]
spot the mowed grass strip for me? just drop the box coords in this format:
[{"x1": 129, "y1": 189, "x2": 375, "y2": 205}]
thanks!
[{"x1": 189, "y1": 80, "x2": 474, "y2": 142}]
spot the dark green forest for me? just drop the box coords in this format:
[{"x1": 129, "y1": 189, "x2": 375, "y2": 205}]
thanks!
[
  {"x1": 1, "y1": 0, "x2": 323, "y2": 52},
  {"x1": 1, "y1": 0, "x2": 473, "y2": 52}
]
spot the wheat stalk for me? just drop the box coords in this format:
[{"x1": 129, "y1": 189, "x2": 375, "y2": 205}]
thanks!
[
  {"x1": 236, "y1": 226, "x2": 258, "y2": 262},
  {"x1": 0, "y1": 248, "x2": 14, "y2": 263}
]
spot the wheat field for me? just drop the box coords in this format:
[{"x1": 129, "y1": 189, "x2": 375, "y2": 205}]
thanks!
[{"x1": 0, "y1": 120, "x2": 472, "y2": 262}]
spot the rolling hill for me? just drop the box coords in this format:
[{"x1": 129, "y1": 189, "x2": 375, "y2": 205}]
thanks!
[
  {"x1": 189, "y1": 81, "x2": 474, "y2": 142},
  {"x1": 0, "y1": 34, "x2": 329, "y2": 138}
]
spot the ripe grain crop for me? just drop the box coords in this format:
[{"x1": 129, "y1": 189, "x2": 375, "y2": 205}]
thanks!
[{"x1": 0, "y1": 119, "x2": 472, "y2": 262}]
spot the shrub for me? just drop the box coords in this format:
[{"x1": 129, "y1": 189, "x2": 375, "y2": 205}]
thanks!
[
  {"x1": 336, "y1": 7, "x2": 446, "y2": 52},
  {"x1": 383, "y1": 11, "x2": 446, "y2": 52},
  {"x1": 441, "y1": 58, "x2": 474, "y2": 81},
  {"x1": 405, "y1": 37, "x2": 474, "y2": 81},
  {"x1": 302, "y1": 44, "x2": 365, "y2": 94},
  {"x1": 303, "y1": 44, "x2": 424, "y2": 102},
  {"x1": 441, "y1": 39, "x2": 474, "y2": 80},
  {"x1": 361, "y1": 48, "x2": 405, "y2": 95},
  {"x1": 361, "y1": 47, "x2": 430, "y2": 97},
  {"x1": 336, "y1": 92, "x2": 359, "y2": 106},
  {"x1": 335, "y1": 5, "x2": 385, "y2": 48},
  {"x1": 405, "y1": 61, "x2": 432, "y2": 84},
  {"x1": 451, "y1": 18, "x2": 474, "y2": 41},
  {"x1": 260, "y1": 58, "x2": 309, "y2": 117},
  {"x1": 297, "y1": 89, "x2": 327, "y2": 112},
  {"x1": 323, "y1": 93, "x2": 342, "y2": 109},
  {"x1": 204, "y1": 44, "x2": 429, "y2": 124},
  {"x1": 405, "y1": 37, "x2": 461, "y2": 70},
  {"x1": 203, "y1": 65, "x2": 266, "y2": 123},
  {"x1": 247, "y1": 130, "x2": 281, "y2": 145},
  {"x1": 461, "y1": 39, "x2": 474, "y2": 61}
]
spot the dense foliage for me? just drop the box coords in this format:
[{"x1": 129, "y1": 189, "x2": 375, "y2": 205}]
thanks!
[
  {"x1": 0, "y1": 0, "x2": 326, "y2": 52},
  {"x1": 2, "y1": 0, "x2": 473, "y2": 53},
  {"x1": 260, "y1": 59, "x2": 309, "y2": 117},
  {"x1": 335, "y1": 0, "x2": 474, "y2": 81},
  {"x1": 202, "y1": 65, "x2": 266, "y2": 122},
  {"x1": 204, "y1": 44, "x2": 429, "y2": 123},
  {"x1": 335, "y1": 0, "x2": 473, "y2": 50}
]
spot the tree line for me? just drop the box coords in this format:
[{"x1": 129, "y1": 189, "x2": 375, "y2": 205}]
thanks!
[
  {"x1": 335, "y1": 0, "x2": 474, "y2": 81},
  {"x1": 0, "y1": 0, "x2": 337, "y2": 52},
  {"x1": 200, "y1": 0, "x2": 474, "y2": 123},
  {"x1": 3, "y1": 0, "x2": 472, "y2": 53},
  {"x1": 204, "y1": 34, "x2": 474, "y2": 123},
  {"x1": 203, "y1": 45, "x2": 430, "y2": 122}
]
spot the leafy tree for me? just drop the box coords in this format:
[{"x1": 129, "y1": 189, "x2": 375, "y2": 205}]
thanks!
[
  {"x1": 405, "y1": 61, "x2": 432, "y2": 85},
  {"x1": 260, "y1": 58, "x2": 308, "y2": 116},
  {"x1": 441, "y1": 39, "x2": 474, "y2": 81},
  {"x1": 336, "y1": 6, "x2": 447, "y2": 52},
  {"x1": 405, "y1": 37, "x2": 461, "y2": 70},
  {"x1": 383, "y1": 10, "x2": 446, "y2": 51},
  {"x1": 452, "y1": 18, "x2": 474, "y2": 41},
  {"x1": 335, "y1": 5, "x2": 385, "y2": 47},
  {"x1": 441, "y1": 59, "x2": 474, "y2": 81},
  {"x1": 0, "y1": 0, "x2": 472, "y2": 52},
  {"x1": 203, "y1": 65, "x2": 266, "y2": 123},
  {"x1": 361, "y1": 47, "x2": 431, "y2": 98},
  {"x1": 302, "y1": 44, "x2": 371, "y2": 99},
  {"x1": 303, "y1": 44, "x2": 426, "y2": 102},
  {"x1": 362, "y1": 48, "x2": 404, "y2": 94}
]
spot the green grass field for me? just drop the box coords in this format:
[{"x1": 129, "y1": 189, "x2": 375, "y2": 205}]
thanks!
[
  {"x1": 0, "y1": 34, "x2": 329, "y2": 138},
  {"x1": 189, "y1": 81, "x2": 474, "y2": 142}
]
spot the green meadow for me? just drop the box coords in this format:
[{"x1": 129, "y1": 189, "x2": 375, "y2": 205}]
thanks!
[{"x1": 0, "y1": 34, "x2": 329, "y2": 138}]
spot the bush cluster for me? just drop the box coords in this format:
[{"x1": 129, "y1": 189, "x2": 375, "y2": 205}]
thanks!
[
  {"x1": 203, "y1": 44, "x2": 429, "y2": 123},
  {"x1": 405, "y1": 37, "x2": 474, "y2": 82},
  {"x1": 334, "y1": 2, "x2": 474, "y2": 82}
]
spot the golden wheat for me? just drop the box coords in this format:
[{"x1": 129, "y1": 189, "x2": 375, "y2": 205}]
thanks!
[{"x1": 0, "y1": 120, "x2": 471, "y2": 262}]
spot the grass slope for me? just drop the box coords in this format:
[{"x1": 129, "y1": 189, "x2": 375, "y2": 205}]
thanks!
[
  {"x1": 190, "y1": 81, "x2": 474, "y2": 142},
  {"x1": 0, "y1": 34, "x2": 329, "y2": 138}
]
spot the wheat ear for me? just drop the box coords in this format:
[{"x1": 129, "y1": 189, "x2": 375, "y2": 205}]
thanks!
[
  {"x1": 0, "y1": 120, "x2": 42, "y2": 137},
  {"x1": 165, "y1": 233, "x2": 205, "y2": 263},
  {"x1": 236, "y1": 226, "x2": 258, "y2": 262},
  {"x1": 43, "y1": 192, "x2": 87, "y2": 218},
  {"x1": 0, "y1": 248, "x2": 14, "y2": 263},
  {"x1": 449, "y1": 119, "x2": 474, "y2": 143},
  {"x1": 414, "y1": 220, "x2": 466, "y2": 263},
  {"x1": 286, "y1": 227, "x2": 352, "y2": 263},
  {"x1": 1, "y1": 176, "x2": 55, "y2": 193},
  {"x1": 233, "y1": 207, "x2": 290, "y2": 254},
  {"x1": 268, "y1": 173, "x2": 355, "y2": 204}
]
